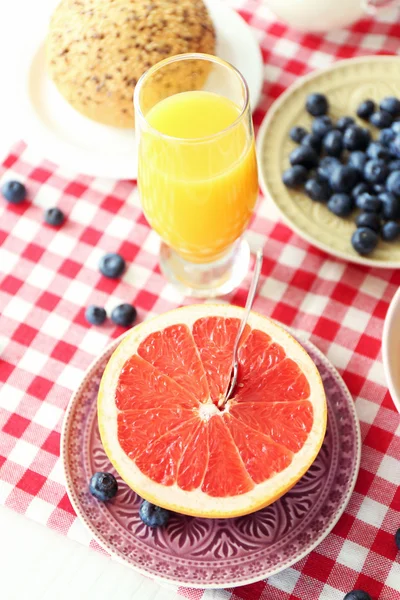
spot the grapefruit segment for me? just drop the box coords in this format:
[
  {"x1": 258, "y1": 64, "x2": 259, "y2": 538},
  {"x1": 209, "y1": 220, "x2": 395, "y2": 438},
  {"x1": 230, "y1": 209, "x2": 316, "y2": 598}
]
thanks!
[
  {"x1": 177, "y1": 420, "x2": 209, "y2": 491},
  {"x1": 238, "y1": 329, "x2": 285, "y2": 383}
]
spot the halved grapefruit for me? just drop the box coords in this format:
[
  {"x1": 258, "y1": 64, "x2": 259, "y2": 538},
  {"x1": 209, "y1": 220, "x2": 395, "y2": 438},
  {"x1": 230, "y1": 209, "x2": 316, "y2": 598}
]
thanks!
[{"x1": 98, "y1": 305, "x2": 327, "y2": 518}]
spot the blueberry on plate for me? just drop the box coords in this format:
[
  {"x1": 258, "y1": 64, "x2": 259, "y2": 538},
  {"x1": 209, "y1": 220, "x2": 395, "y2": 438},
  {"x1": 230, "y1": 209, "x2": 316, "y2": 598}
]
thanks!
[
  {"x1": 392, "y1": 121, "x2": 400, "y2": 133},
  {"x1": 373, "y1": 184, "x2": 386, "y2": 195},
  {"x1": 390, "y1": 135, "x2": 400, "y2": 158},
  {"x1": 312, "y1": 116, "x2": 333, "y2": 138},
  {"x1": 336, "y1": 115, "x2": 355, "y2": 132},
  {"x1": 317, "y1": 156, "x2": 341, "y2": 181},
  {"x1": 111, "y1": 303, "x2": 137, "y2": 327},
  {"x1": 282, "y1": 165, "x2": 308, "y2": 188},
  {"x1": 343, "y1": 125, "x2": 370, "y2": 151},
  {"x1": 85, "y1": 305, "x2": 107, "y2": 326},
  {"x1": 343, "y1": 591, "x2": 372, "y2": 600},
  {"x1": 99, "y1": 252, "x2": 126, "y2": 278},
  {"x1": 356, "y1": 99, "x2": 375, "y2": 120},
  {"x1": 380, "y1": 192, "x2": 400, "y2": 219},
  {"x1": 330, "y1": 165, "x2": 359, "y2": 193},
  {"x1": 352, "y1": 182, "x2": 370, "y2": 200},
  {"x1": 379, "y1": 128, "x2": 395, "y2": 145},
  {"x1": 327, "y1": 193, "x2": 354, "y2": 217},
  {"x1": 382, "y1": 221, "x2": 400, "y2": 241},
  {"x1": 356, "y1": 193, "x2": 382, "y2": 213},
  {"x1": 289, "y1": 146, "x2": 319, "y2": 169},
  {"x1": 351, "y1": 228, "x2": 379, "y2": 255},
  {"x1": 355, "y1": 212, "x2": 381, "y2": 232},
  {"x1": 322, "y1": 130, "x2": 343, "y2": 157},
  {"x1": 301, "y1": 133, "x2": 322, "y2": 153},
  {"x1": 89, "y1": 472, "x2": 118, "y2": 502},
  {"x1": 348, "y1": 151, "x2": 367, "y2": 173},
  {"x1": 306, "y1": 93, "x2": 329, "y2": 117},
  {"x1": 389, "y1": 159, "x2": 400, "y2": 172},
  {"x1": 139, "y1": 500, "x2": 170, "y2": 528},
  {"x1": 304, "y1": 178, "x2": 331, "y2": 202},
  {"x1": 370, "y1": 110, "x2": 393, "y2": 129},
  {"x1": 386, "y1": 170, "x2": 400, "y2": 196},
  {"x1": 395, "y1": 527, "x2": 400, "y2": 550},
  {"x1": 380, "y1": 96, "x2": 400, "y2": 117},
  {"x1": 366, "y1": 141, "x2": 390, "y2": 161},
  {"x1": 1, "y1": 180, "x2": 27, "y2": 204},
  {"x1": 289, "y1": 126, "x2": 307, "y2": 143},
  {"x1": 44, "y1": 207, "x2": 65, "y2": 227},
  {"x1": 363, "y1": 159, "x2": 389, "y2": 184}
]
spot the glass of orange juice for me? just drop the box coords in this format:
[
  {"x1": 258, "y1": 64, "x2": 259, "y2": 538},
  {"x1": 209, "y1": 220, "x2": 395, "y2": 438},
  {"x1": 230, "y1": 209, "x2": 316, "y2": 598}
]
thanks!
[{"x1": 134, "y1": 53, "x2": 258, "y2": 297}]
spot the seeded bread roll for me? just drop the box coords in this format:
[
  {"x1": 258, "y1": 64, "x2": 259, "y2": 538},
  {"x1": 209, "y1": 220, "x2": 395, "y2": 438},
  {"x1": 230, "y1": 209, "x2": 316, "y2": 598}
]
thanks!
[{"x1": 46, "y1": 0, "x2": 216, "y2": 128}]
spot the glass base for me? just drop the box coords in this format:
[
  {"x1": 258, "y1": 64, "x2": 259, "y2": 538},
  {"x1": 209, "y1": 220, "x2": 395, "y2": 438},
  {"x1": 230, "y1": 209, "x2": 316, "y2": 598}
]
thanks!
[{"x1": 159, "y1": 239, "x2": 251, "y2": 298}]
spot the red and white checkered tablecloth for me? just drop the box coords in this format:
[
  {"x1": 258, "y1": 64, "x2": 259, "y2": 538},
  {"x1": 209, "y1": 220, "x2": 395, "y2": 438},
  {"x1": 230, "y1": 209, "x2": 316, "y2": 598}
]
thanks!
[{"x1": 1, "y1": 1, "x2": 400, "y2": 598}]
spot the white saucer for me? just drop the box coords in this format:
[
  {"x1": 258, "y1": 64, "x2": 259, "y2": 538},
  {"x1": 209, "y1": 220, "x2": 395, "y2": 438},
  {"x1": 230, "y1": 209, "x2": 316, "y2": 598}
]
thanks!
[{"x1": 18, "y1": 0, "x2": 263, "y2": 180}]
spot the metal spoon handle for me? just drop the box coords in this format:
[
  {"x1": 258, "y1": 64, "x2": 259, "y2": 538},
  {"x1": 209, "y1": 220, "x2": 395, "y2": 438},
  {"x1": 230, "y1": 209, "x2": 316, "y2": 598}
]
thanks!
[{"x1": 224, "y1": 248, "x2": 264, "y2": 402}]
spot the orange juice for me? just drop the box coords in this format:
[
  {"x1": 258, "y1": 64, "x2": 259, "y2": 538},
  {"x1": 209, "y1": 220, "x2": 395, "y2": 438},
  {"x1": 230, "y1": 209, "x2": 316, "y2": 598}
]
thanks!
[{"x1": 138, "y1": 91, "x2": 258, "y2": 263}]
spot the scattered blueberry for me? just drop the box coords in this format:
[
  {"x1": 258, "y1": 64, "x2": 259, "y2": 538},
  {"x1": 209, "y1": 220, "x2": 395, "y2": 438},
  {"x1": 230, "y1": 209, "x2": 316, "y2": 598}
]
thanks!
[
  {"x1": 89, "y1": 472, "x2": 118, "y2": 502},
  {"x1": 99, "y1": 252, "x2": 126, "y2": 278},
  {"x1": 379, "y1": 128, "x2": 395, "y2": 145},
  {"x1": 312, "y1": 115, "x2": 333, "y2": 138},
  {"x1": 323, "y1": 130, "x2": 343, "y2": 157},
  {"x1": 352, "y1": 182, "x2": 370, "y2": 200},
  {"x1": 289, "y1": 146, "x2": 319, "y2": 169},
  {"x1": 289, "y1": 126, "x2": 307, "y2": 143},
  {"x1": 348, "y1": 151, "x2": 367, "y2": 174},
  {"x1": 1, "y1": 180, "x2": 27, "y2": 204},
  {"x1": 382, "y1": 221, "x2": 400, "y2": 241},
  {"x1": 355, "y1": 212, "x2": 381, "y2": 232},
  {"x1": 327, "y1": 193, "x2": 354, "y2": 217},
  {"x1": 139, "y1": 500, "x2": 170, "y2": 528},
  {"x1": 304, "y1": 178, "x2": 331, "y2": 202},
  {"x1": 363, "y1": 159, "x2": 389, "y2": 184},
  {"x1": 111, "y1": 303, "x2": 137, "y2": 327},
  {"x1": 395, "y1": 527, "x2": 400, "y2": 550},
  {"x1": 380, "y1": 96, "x2": 400, "y2": 117},
  {"x1": 343, "y1": 126, "x2": 370, "y2": 151},
  {"x1": 356, "y1": 99, "x2": 375, "y2": 120},
  {"x1": 351, "y1": 227, "x2": 379, "y2": 255},
  {"x1": 386, "y1": 170, "x2": 400, "y2": 196},
  {"x1": 336, "y1": 116, "x2": 355, "y2": 132},
  {"x1": 390, "y1": 135, "x2": 400, "y2": 158},
  {"x1": 301, "y1": 133, "x2": 322, "y2": 153},
  {"x1": 370, "y1": 110, "x2": 393, "y2": 129},
  {"x1": 85, "y1": 305, "x2": 107, "y2": 325},
  {"x1": 330, "y1": 165, "x2": 359, "y2": 193},
  {"x1": 389, "y1": 159, "x2": 400, "y2": 172},
  {"x1": 343, "y1": 591, "x2": 372, "y2": 600},
  {"x1": 44, "y1": 207, "x2": 65, "y2": 227},
  {"x1": 366, "y1": 142, "x2": 390, "y2": 161},
  {"x1": 392, "y1": 121, "x2": 400, "y2": 134},
  {"x1": 356, "y1": 193, "x2": 382, "y2": 213},
  {"x1": 379, "y1": 192, "x2": 400, "y2": 220},
  {"x1": 282, "y1": 166, "x2": 308, "y2": 188},
  {"x1": 306, "y1": 93, "x2": 329, "y2": 117},
  {"x1": 317, "y1": 156, "x2": 341, "y2": 182}
]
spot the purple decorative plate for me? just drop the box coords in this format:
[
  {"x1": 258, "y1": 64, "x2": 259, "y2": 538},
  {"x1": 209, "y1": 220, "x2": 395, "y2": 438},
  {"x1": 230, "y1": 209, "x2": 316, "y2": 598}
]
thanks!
[{"x1": 62, "y1": 331, "x2": 361, "y2": 589}]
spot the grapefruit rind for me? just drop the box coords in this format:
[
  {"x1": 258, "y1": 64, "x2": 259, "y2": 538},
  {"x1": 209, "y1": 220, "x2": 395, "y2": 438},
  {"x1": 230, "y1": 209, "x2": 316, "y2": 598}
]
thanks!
[{"x1": 98, "y1": 304, "x2": 327, "y2": 519}]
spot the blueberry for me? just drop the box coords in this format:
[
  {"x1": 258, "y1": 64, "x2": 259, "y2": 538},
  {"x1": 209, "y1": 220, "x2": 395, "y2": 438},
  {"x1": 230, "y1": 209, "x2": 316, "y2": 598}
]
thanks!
[
  {"x1": 289, "y1": 146, "x2": 319, "y2": 169},
  {"x1": 370, "y1": 110, "x2": 393, "y2": 129},
  {"x1": 312, "y1": 116, "x2": 333, "y2": 138},
  {"x1": 111, "y1": 303, "x2": 137, "y2": 327},
  {"x1": 304, "y1": 178, "x2": 331, "y2": 202},
  {"x1": 336, "y1": 116, "x2": 355, "y2": 132},
  {"x1": 282, "y1": 165, "x2": 308, "y2": 188},
  {"x1": 352, "y1": 182, "x2": 370, "y2": 200},
  {"x1": 99, "y1": 252, "x2": 126, "y2": 278},
  {"x1": 306, "y1": 93, "x2": 328, "y2": 117},
  {"x1": 366, "y1": 142, "x2": 390, "y2": 161},
  {"x1": 343, "y1": 591, "x2": 372, "y2": 600},
  {"x1": 395, "y1": 527, "x2": 400, "y2": 550},
  {"x1": 356, "y1": 99, "x2": 375, "y2": 120},
  {"x1": 356, "y1": 193, "x2": 382, "y2": 213},
  {"x1": 389, "y1": 159, "x2": 400, "y2": 172},
  {"x1": 89, "y1": 472, "x2": 118, "y2": 502},
  {"x1": 390, "y1": 135, "x2": 400, "y2": 158},
  {"x1": 379, "y1": 128, "x2": 395, "y2": 145},
  {"x1": 351, "y1": 228, "x2": 379, "y2": 255},
  {"x1": 343, "y1": 126, "x2": 370, "y2": 151},
  {"x1": 373, "y1": 184, "x2": 386, "y2": 195},
  {"x1": 85, "y1": 305, "x2": 107, "y2": 325},
  {"x1": 348, "y1": 151, "x2": 367, "y2": 173},
  {"x1": 139, "y1": 500, "x2": 170, "y2": 528},
  {"x1": 380, "y1": 192, "x2": 400, "y2": 219},
  {"x1": 364, "y1": 159, "x2": 389, "y2": 184},
  {"x1": 330, "y1": 165, "x2": 359, "y2": 193},
  {"x1": 382, "y1": 221, "x2": 400, "y2": 241},
  {"x1": 392, "y1": 121, "x2": 400, "y2": 133},
  {"x1": 1, "y1": 180, "x2": 27, "y2": 204},
  {"x1": 327, "y1": 193, "x2": 354, "y2": 217},
  {"x1": 380, "y1": 96, "x2": 400, "y2": 117},
  {"x1": 386, "y1": 170, "x2": 400, "y2": 196},
  {"x1": 289, "y1": 126, "x2": 307, "y2": 143},
  {"x1": 44, "y1": 207, "x2": 65, "y2": 227},
  {"x1": 322, "y1": 130, "x2": 343, "y2": 157},
  {"x1": 355, "y1": 212, "x2": 381, "y2": 232},
  {"x1": 301, "y1": 133, "x2": 322, "y2": 153},
  {"x1": 317, "y1": 156, "x2": 341, "y2": 181}
]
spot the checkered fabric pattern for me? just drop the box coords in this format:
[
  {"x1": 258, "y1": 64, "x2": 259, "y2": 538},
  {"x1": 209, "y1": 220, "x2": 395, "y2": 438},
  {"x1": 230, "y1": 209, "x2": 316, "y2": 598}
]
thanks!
[{"x1": 0, "y1": 1, "x2": 400, "y2": 598}]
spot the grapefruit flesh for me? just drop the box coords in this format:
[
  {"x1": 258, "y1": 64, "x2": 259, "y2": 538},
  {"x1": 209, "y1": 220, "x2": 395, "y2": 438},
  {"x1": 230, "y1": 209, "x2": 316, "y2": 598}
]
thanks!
[{"x1": 98, "y1": 305, "x2": 327, "y2": 518}]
